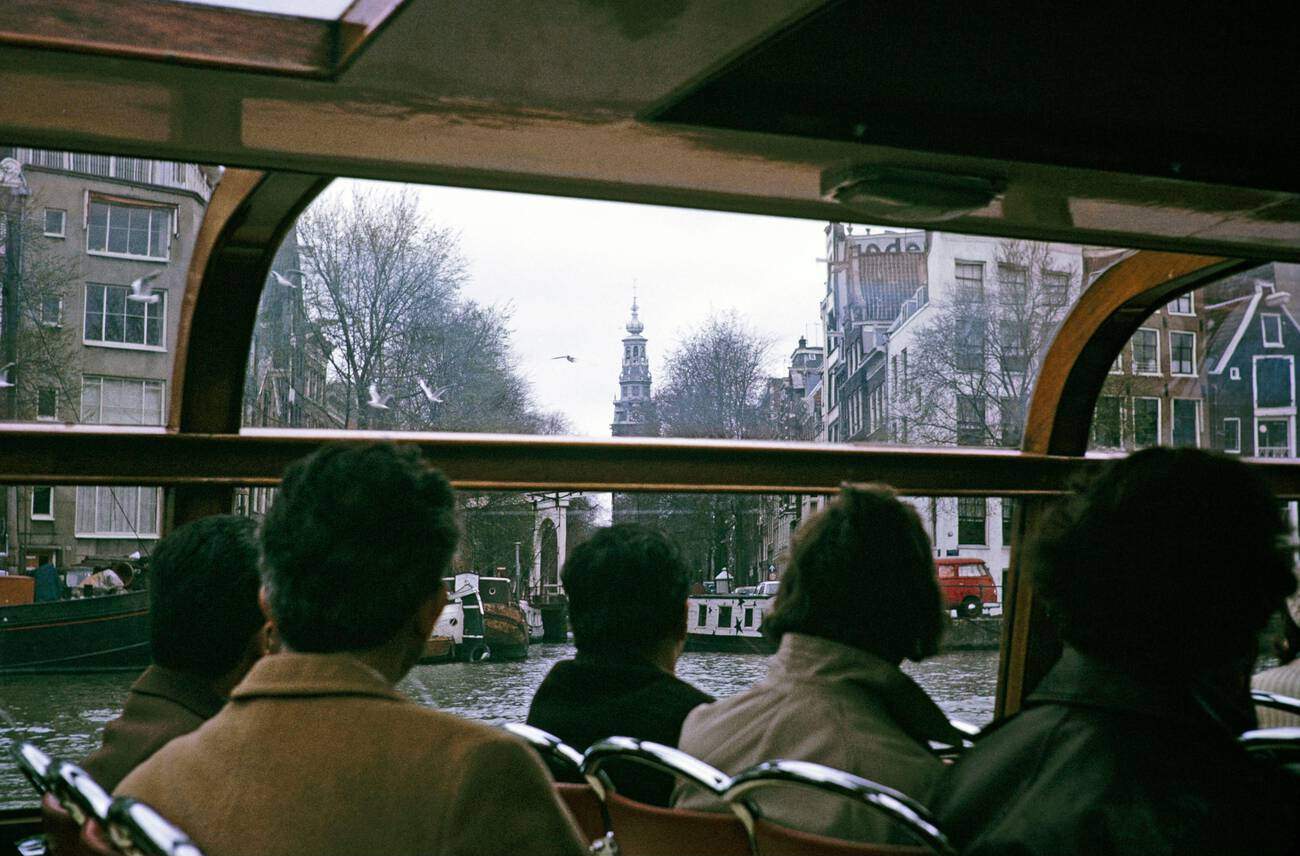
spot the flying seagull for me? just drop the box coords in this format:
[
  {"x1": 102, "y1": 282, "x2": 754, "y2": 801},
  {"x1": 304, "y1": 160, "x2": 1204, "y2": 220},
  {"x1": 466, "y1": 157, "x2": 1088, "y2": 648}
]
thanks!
[
  {"x1": 126, "y1": 272, "x2": 162, "y2": 303},
  {"x1": 367, "y1": 383, "x2": 393, "y2": 410},
  {"x1": 551, "y1": 355, "x2": 577, "y2": 363},
  {"x1": 270, "y1": 270, "x2": 300, "y2": 289},
  {"x1": 0, "y1": 362, "x2": 13, "y2": 389},
  {"x1": 418, "y1": 379, "x2": 448, "y2": 404}
]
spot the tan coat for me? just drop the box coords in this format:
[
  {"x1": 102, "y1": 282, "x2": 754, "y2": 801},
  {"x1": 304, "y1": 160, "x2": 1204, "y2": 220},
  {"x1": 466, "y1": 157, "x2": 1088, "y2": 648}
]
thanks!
[
  {"x1": 674, "y1": 633, "x2": 961, "y2": 844},
  {"x1": 116, "y1": 653, "x2": 586, "y2": 856},
  {"x1": 81, "y1": 664, "x2": 225, "y2": 791}
]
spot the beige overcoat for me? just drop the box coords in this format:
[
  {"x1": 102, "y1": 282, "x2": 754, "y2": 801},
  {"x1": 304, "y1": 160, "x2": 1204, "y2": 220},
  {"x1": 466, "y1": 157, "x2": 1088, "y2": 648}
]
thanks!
[
  {"x1": 116, "y1": 652, "x2": 586, "y2": 856},
  {"x1": 674, "y1": 633, "x2": 963, "y2": 844}
]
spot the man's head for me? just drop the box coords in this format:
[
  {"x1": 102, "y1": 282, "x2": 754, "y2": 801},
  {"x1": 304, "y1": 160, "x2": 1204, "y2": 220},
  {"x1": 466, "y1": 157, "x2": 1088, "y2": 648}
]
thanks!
[
  {"x1": 562, "y1": 524, "x2": 691, "y2": 663},
  {"x1": 260, "y1": 443, "x2": 458, "y2": 661},
  {"x1": 1033, "y1": 448, "x2": 1297, "y2": 675},
  {"x1": 149, "y1": 514, "x2": 263, "y2": 681},
  {"x1": 763, "y1": 484, "x2": 943, "y2": 663}
]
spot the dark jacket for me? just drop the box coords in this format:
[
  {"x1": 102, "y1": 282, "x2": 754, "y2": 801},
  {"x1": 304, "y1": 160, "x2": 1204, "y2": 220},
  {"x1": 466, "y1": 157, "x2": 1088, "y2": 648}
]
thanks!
[
  {"x1": 81, "y1": 665, "x2": 225, "y2": 790},
  {"x1": 527, "y1": 654, "x2": 713, "y2": 806},
  {"x1": 934, "y1": 647, "x2": 1300, "y2": 856}
]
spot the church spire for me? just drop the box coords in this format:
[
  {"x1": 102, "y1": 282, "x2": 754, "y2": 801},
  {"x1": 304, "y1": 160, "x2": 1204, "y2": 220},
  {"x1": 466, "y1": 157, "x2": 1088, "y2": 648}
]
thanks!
[{"x1": 611, "y1": 288, "x2": 653, "y2": 437}]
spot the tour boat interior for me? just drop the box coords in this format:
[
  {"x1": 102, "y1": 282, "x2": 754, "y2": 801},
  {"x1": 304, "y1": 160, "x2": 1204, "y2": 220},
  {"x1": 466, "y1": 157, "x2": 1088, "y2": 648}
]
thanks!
[{"x1": 4, "y1": 0, "x2": 1300, "y2": 852}]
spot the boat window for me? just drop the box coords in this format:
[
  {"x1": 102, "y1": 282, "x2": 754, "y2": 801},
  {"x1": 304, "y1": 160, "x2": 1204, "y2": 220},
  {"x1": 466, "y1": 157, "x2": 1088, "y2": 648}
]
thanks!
[
  {"x1": 1087, "y1": 263, "x2": 1300, "y2": 462},
  {"x1": 239, "y1": 180, "x2": 1120, "y2": 451},
  {"x1": 1, "y1": 147, "x2": 220, "y2": 427}
]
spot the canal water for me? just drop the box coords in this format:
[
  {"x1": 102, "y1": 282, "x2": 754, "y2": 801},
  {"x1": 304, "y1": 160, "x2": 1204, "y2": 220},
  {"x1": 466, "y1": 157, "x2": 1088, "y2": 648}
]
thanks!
[{"x1": 0, "y1": 645, "x2": 998, "y2": 810}]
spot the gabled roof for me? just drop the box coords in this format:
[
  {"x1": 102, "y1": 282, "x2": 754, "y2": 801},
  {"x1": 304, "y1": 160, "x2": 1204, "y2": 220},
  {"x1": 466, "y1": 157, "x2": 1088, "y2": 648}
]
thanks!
[
  {"x1": 853, "y1": 253, "x2": 928, "y2": 323},
  {"x1": 1206, "y1": 283, "x2": 1300, "y2": 374}
]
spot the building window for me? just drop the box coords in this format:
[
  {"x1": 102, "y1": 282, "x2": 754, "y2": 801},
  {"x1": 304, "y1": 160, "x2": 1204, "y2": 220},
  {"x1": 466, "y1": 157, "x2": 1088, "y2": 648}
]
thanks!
[
  {"x1": 999, "y1": 396, "x2": 1023, "y2": 447},
  {"x1": 1133, "y1": 397, "x2": 1160, "y2": 447},
  {"x1": 1257, "y1": 419, "x2": 1290, "y2": 458},
  {"x1": 1230, "y1": 367, "x2": 1241, "y2": 380},
  {"x1": 1262, "y1": 313, "x2": 1284, "y2": 347},
  {"x1": 81, "y1": 376, "x2": 165, "y2": 425},
  {"x1": 955, "y1": 261, "x2": 984, "y2": 301},
  {"x1": 957, "y1": 394, "x2": 986, "y2": 446},
  {"x1": 697, "y1": 604, "x2": 707, "y2": 627},
  {"x1": 1172, "y1": 398, "x2": 1199, "y2": 447},
  {"x1": 1168, "y1": 293, "x2": 1194, "y2": 315},
  {"x1": 958, "y1": 497, "x2": 987, "y2": 545},
  {"x1": 1223, "y1": 417, "x2": 1241, "y2": 453},
  {"x1": 1000, "y1": 320, "x2": 1027, "y2": 373},
  {"x1": 997, "y1": 263, "x2": 1027, "y2": 295},
  {"x1": 1169, "y1": 331, "x2": 1196, "y2": 375},
  {"x1": 43, "y1": 208, "x2": 66, "y2": 238},
  {"x1": 1255, "y1": 355, "x2": 1294, "y2": 409},
  {"x1": 1092, "y1": 395, "x2": 1122, "y2": 447},
  {"x1": 36, "y1": 387, "x2": 57, "y2": 421},
  {"x1": 40, "y1": 296, "x2": 63, "y2": 326},
  {"x1": 1001, "y1": 498, "x2": 1015, "y2": 544},
  {"x1": 1042, "y1": 270, "x2": 1069, "y2": 308},
  {"x1": 744, "y1": 607, "x2": 754, "y2": 627},
  {"x1": 31, "y1": 487, "x2": 54, "y2": 521},
  {"x1": 75, "y1": 486, "x2": 161, "y2": 538},
  {"x1": 86, "y1": 198, "x2": 172, "y2": 260},
  {"x1": 955, "y1": 317, "x2": 985, "y2": 371},
  {"x1": 1110, "y1": 354, "x2": 1123, "y2": 374},
  {"x1": 1132, "y1": 328, "x2": 1159, "y2": 374},
  {"x1": 718, "y1": 605, "x2": 733, "y2": 628},
  {"x1": 84, "y1": 283, "x2": 166, "y2": 349}
]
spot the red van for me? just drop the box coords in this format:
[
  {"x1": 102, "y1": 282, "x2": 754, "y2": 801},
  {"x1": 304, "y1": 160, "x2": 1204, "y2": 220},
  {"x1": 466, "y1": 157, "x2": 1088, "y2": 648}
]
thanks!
[{"x1": 935, "y1": 557, "x2": 999, "y2": 617}]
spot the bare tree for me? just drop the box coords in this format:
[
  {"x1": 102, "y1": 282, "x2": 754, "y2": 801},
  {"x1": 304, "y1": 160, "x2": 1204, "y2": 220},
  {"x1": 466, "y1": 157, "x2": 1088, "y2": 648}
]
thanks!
[
  {"x1": 900, "y1": 240, "x2": 1077, "y2": 447},
  {"x1": 293, "y1": 186, "x2": 562, "y2": 434},
  {"x1": 655, "y1": 311, "x2": 774, "y2": 439}
]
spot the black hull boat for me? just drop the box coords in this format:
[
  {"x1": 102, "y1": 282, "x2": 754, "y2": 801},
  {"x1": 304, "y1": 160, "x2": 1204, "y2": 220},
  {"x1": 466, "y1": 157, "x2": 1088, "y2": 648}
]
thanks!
[
  {"x1": 0, "y1": 591, "x2": 149, "y2": 675},
  {"x1": 537, "y1": 598, "x2": 568, "y2": 643}
]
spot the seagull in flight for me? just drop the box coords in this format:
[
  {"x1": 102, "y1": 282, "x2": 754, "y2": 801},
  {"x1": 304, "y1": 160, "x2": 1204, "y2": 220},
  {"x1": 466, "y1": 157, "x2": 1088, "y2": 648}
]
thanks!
[
  {"x1": 0, "y1": 363, "x2": 13, "y2": 389},
  {"x1": 418, "y1": 379, "x2": 448, "y2": 404},
  {"x1": 127, "y1": 272, "x2": 162, "y2": 303},
  {"x1": 367, "y1": 383, "x2": 393, "y2": 410},
  {"x1": 551, "y1": 355, "x2": 577, "y2": 363},
  {"x1": 270, "y1": 270, "x2": 302, "y2": 289}
]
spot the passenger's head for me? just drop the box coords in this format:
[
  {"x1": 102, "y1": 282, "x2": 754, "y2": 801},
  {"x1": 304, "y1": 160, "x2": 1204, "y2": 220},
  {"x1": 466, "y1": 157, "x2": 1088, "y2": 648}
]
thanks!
[
  {"x1": 563, "y1": 524, "x2": 691, "y2": 662},
  {"x1": 1033, "y1": 448, "x2": 1297, "y2": 675},
  {"x1": 763, "y1": 485, "x2": 943, "y2": 663},
  {"x1": 260, "y1": 443, "x2": 458, "y2": 661},
  {"x1": 149, "y1": 514, "x2": 264, "y2": 682}
]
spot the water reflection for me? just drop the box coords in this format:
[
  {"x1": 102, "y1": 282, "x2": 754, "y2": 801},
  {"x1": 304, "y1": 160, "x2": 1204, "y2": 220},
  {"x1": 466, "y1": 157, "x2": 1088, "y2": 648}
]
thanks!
[{"x1": 0, "y1": 645, "x2": 998, "y2": 808}]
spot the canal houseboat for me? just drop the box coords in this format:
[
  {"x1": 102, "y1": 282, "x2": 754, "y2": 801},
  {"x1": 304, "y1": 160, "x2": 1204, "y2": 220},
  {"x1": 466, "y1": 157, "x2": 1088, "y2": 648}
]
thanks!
[{"x1": 422, "y1": 574, "x2": 529, "y2": 663}]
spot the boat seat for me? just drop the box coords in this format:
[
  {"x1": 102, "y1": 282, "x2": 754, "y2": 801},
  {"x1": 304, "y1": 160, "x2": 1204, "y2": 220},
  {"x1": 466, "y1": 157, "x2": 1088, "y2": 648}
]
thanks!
[
  {"x1": 1239, "y1": 726, "x2": 1300, "y2": 777},
  {"x1": 106, "y1": 797, "x2": 206, "y2": 856},
  {"x1": 556, "y1": 783, "x2": 609, "y2": 844},
  {"x1": 41, "y1": 794, "x2": 112, "y2": 856},
  {"x1": 582, "y1": 737, "x2": 750, "y2": 856},
  {"x1": 722, "y1": 760, "x2": 957, "y2": 856},
  {"x1": 503, "y1": 723, "x2": 587, "y2": 782}
]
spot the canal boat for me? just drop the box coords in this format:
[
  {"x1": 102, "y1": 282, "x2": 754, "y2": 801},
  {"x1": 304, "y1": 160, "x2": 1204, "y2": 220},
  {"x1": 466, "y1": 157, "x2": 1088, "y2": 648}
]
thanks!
[
  {"x1": 520, "y1": 599, "x2": 545, "y2": 643},
  {"x1": 686, "y1": 593, "x2": 776, "y2": 654},
  {"x1": 0, "y1": 587, "x2": 149, "y2": 675},
  {"x1": 422, "y1": 574, "x2": 529, "y2": 662}
]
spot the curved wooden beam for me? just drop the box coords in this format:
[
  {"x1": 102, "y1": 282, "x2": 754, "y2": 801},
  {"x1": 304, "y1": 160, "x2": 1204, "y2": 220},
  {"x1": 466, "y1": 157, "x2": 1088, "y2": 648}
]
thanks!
[
  {"x1": 169, "y1": 168, "x2": 329, "y2": 523},
  {"x1": 997, "y1": 251, "x2": 1257, "y2": 717}
]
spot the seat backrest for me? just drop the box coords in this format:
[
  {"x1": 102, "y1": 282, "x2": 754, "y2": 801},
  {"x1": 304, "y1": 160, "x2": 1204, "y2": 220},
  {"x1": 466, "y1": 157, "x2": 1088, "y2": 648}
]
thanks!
[
  {"x1": 1239, "y1": 726, "x2": 1300, "y2": 775},
  {"x1": 603, "y1": 792, "x2": 751, "y2": 856},
  {"x1": 105, "y1": 797, "x2": 206, "y2": 856},
  {"x1": 723, "y1": 761, "x2": 956, "y2": 856},
  {"x1": 752, "y1": 819, "x2": 930, "y2": 856},
  {"x1": 556, "y1": 782, "x2": 608, "y2": 844},
  {"x1": 40, "y1": 795, "x2": 115, "y2": 856},
  {"x1": 504, "y1": 723, "x2": 587, "y2": 783}
]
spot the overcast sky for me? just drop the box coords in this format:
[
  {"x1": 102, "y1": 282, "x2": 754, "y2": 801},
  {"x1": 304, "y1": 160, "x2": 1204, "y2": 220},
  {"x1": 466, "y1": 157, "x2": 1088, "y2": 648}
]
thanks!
[{"x1": 332, "y1": 179, "x2": 838, "y2": 436}]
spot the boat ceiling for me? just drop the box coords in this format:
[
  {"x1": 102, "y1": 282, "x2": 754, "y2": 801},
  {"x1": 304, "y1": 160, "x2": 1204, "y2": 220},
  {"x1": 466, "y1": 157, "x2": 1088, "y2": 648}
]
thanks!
[{"x1": 2, "y1": 0, "x2": 1299, "y2": 260}]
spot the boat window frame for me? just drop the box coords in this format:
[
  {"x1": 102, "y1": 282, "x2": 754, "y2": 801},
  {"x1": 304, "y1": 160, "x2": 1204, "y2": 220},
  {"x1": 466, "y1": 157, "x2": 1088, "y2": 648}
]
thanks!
[{"x1": 0, "y1": 168, "x2": 1289, "y2": 721}]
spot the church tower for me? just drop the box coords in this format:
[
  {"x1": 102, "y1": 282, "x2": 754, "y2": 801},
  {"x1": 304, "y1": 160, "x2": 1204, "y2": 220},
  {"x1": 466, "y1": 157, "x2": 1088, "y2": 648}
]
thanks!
[{"x1": 611, "y1": 293, "x2": 655, "y2": 437}]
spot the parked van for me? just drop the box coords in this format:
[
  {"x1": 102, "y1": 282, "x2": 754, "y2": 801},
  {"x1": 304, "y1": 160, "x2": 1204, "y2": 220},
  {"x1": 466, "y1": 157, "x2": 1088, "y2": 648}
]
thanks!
[{"x1": 935, "y1": 557, "x2": 999, "y2": 617}]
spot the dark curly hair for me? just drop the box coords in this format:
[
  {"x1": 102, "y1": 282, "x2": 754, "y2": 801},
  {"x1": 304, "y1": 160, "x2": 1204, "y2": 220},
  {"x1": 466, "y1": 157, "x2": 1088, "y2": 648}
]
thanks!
[
  {"x1": 150, "y1": 514, "x2": 262, "y2": 677},
  {"x1": 1031, "y1": 448, "x2": 1296, "y2": 672},
  {"x1": 563, "y1": 524, "x2": 691, "y2": 658},
  {"x1": 763, "y1": 484, "x2": 944, "y2": 663},
  {"x1": 260, "y1": 443, "x2": 459, "y2": 652}
]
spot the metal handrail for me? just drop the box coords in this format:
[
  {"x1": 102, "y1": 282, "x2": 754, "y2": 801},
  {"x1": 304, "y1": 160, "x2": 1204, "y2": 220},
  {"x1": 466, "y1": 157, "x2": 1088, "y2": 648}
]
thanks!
[
  {"x1": 723, "y1": 759, "x2": 958, "y2": 856},
  {"x1": 1250, "y1": 690, "x2": 1300, "y2": 716},
  {"x1": 47, "y1": 761, "x2": 113, "y2": 828},
  {"x1": 582, "y1": 737, "x2": 730, "y2": 802},
  {"x1": 1239, "y1": 726, "x2": 1300, "y2": 750},
  {"x1": 504, "y1": 723, "x2": 587, "y2": 776},
  {"x1": 12, "y1": 741, "x2": 54, "y2": 796},
  {"x1": 106, "y1": 797, "x2": 206, "y2": 856}
]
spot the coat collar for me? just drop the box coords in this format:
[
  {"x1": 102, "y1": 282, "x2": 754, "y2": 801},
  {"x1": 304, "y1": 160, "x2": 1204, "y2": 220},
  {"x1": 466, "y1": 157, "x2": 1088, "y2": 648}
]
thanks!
[
  {"x1": 766, "y1": 633, "x2": 966, "y2": 747},
  {"x1": 229, "y1": 652, "x2": 406, "y2": 703},
  {"x1": 1028, "y1": 646, "x2": 1257, "y2": 734},
  {"x1": 132, "y1": 665, "x2": 226, "y2": 720}
]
